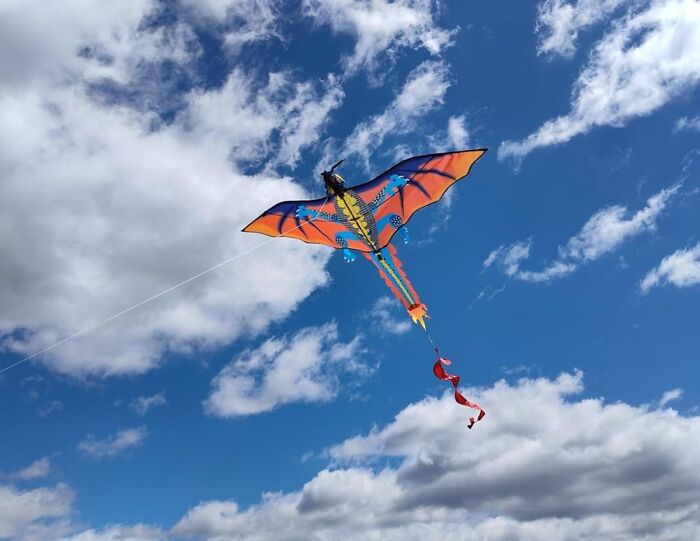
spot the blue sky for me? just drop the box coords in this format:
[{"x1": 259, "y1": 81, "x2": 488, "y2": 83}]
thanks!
[{"x1": 1, "y1": 1, "x2": 700, "y2": 540}]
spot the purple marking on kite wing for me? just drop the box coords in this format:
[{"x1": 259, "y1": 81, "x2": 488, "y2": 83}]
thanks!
[
  {"x1": 408, "y1": 179, "x2": 431, "y2": 199},
  {"x1": 396, "y1": 168, "x2": 456, "y2": 181},
  {"x1": 306, "y1": 220, "x2": 334, "y2": 244}
]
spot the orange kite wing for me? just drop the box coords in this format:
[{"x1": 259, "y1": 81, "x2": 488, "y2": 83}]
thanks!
[
  {"x1": 353, "y1": 149, "x2": 486, "y2": 248},
  {"x1": 242, "y1": 149, "x2": 486, "y2": 251},
  {"x1": 242, "y1": 196, "x2": 343, "y2": 249}
]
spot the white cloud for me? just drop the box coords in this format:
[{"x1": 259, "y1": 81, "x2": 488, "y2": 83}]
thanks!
[
  {"x1": 174, "y1": 371, "x2": 700, "y2": 540},
  {"x1": 77, "y1": 427, "x2": 148, "y2": 460},
  {"x1": 659, "y1": 388, "x2": 683, "y2": 407},
  {"x1": 446, "y1": 115, "x2": 471, "y2": 148},
  {"x1": 205, "y1": 323, "x2": 366, "y2": 417},
  {"x1": 0, "y1": 4, "x2": 342, "y2": 378},
  {"x1": 181, "y1": 69, "x2": 345, "y2": 169},
  {"x1": 0, "y1": 479, "x2": 163, "y2": 541},
  {"x1": 330, "y1": 61, "x2": 450, "y2": 170},
  {"x1": 0, "y1": 0, "x2": 199, "y2": 116},
  {"x1": 561, "y1": 184, "x2": 679, "y2": 260},
  {"x1": 368, "y1": 297, "x2": 412, "y2": 335},
  {"x1": 11, "y1": 458, "x2": 51, "y2": 481},
  {"x1": 181, "y1": 0, "x2": 281, "y2": 53},
  {"x1": 501, "y1": 0, "x2": 700, "y2": 163},
  {"x1": 428, "y1": 115, "x2": 472, "y2": 154},
  {"x1": 129, "y1": 392, "x2": 168, "y2": 416},
  {"x1": 535, "y1": 0, "x2": 632, "y2": 58},
  {"x1": 55, "y1": 524, "x2": 165, "y2": 541},
  {"x1": 485, "y1": 184, "x2": 679, "y2": 283},
  {"x1": 38, "y1": 401, "x2": 64, "y2": 418},
  {"x1": 302, "y1": 0, "x2": 454, "y2": 75},
  {"x1": 640, "y1": 243, "x2": 700, "y2": 292},
  {"x1": 0, "y1": 1, "x2": 152, "y2": 86},
  {"x1": 273, "y1": 75, "x2": 345, "y2": 168},
  {"x1": 0, "y1": 483, "x2": 73, "y2": 541},
  {"x1": 674, "y1": 115, "x2": 700, "y2": 132},
  {"x1": 469, "y1": 284, "x2": 506, "y2": 310}
]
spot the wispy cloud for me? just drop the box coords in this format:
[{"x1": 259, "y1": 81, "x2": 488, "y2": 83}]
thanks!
[
  {"x1": 641, "y1": 243, "x2": 700, "y2": 292},
  {"x1": 535, "y1": 0, "x2": 632, "y2": 58},
  {"x1": 485, "y1": 184, "x2": 679, "y2": 283},
  {"x1": 182, "y1": 0, "x2": 282, "y2": 53},
  {"x1": 446, "y1": 115, "x2": 471, "y2": 148},
  {"x1": 327, "y1": 61, "x2": 450, "y2": 171},
  {"x1": 674, "y1": 115, "x2": 700, "y2": 133},
  {"x1": 427, "y1": 114, "x2": 473, "y2": 153},
  {"x1": 501, "y1": 0, "x2": 700, "y2": 163},
  {"x1": 368, "y1": 297, "x2": 412, "y2": 335},
  {"x1": 659, "y1": 388, "x2": 683, "y2": 407},
  {"x1": 55, "y1": 524, "x2": 165, "y2": 541},
  {"x1": 10, "y1": 458, "x2": 51, "y2": 481},
  {"x1": 77, "y1": 427, "x2": 147, "y2": 460},
  {"x1": 469, "y1": 284, "x2": 506, "y2": 310},
  {"x1": 500, "y1": 363, "x2": 539, "y2": 376},
  {"x1": 303, "y1": 0, "x2": 454, "y2": 76},
  {"x1": 182, "y1": 69, "x2": 344, "y2": 169},
  {"x1": 205, "y1": 323, "x2": 366, "y2": 417},
  {"x1": 129, "y1": 392, "x2": 168, "y2": 416},
  {"x1": 37, "y1": 400, "x2": 63, "y2": 418}
]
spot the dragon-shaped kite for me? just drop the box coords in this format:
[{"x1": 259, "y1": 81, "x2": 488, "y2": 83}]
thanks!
[{"x1": 244, "y1": 149, "x2": 487, "y2": 428}]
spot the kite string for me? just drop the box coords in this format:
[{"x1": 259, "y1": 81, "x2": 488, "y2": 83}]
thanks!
[{"x1": 0, "y1": 198, "x2": 330, "y2": 376}]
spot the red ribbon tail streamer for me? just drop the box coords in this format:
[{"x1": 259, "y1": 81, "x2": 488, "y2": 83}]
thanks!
[{"x1": 433, "y1": 353, "x2": 485, "y2": 429}]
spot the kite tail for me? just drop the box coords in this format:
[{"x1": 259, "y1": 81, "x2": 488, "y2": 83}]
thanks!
[
  {"x1": 433, "y1": 350, "x2": 485, "y2": 429},
  {"x1": 363, "y1": 244, "x2": 428, "y2": 329}
]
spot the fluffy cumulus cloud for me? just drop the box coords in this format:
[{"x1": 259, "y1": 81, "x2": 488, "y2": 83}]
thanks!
[
  {"x1": 329, "y1": 61, "x2": 451, "y2": 170},
  {"x1": 0, "y1": 480, "x2": 163, "y2": 541},
  {"x1": 501, "y1": 0, "x2": 700, "y2": 163},
  {"x1": 173, "y1": 372, "x2": 700, "y2": 540},
  {"x1": 0, "y1": 0, "x2": 197, "y2": 90},
  {"x1": 77, "y1": 427, "x2": 148, "y2": 460},
  {"x1": 0, "y1": 1, "x2": 344, "y2": 377},
  {"x1": 303, "y1": 0, "x2": 454, "y2": 75},
  {"x1": 535, "y1": 0, "x2": 632, "y2": 58},
  {"x1": 205, "y1": 323, "x2": 366, "y2": 417},
  {"x1": 640, "y1": 243, "x2": 700, "y2": 292},
  {"x1": 0, "y1": 483, "x2": 74, "y2": 541},
  {"x1": 484, "y1": 184, "x2": 679, "y2": 283}
]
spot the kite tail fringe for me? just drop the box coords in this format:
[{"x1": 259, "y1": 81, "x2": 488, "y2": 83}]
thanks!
[
  {"x1": 363, "y1": 245, "x2": 428, "y2": 328},
  {"x1": 432, "y1": 348, "x2": 485, "y2": 429}
]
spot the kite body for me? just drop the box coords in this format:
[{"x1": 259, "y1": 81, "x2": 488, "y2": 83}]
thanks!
[
  {"x1": 243, "y1": 149, "x2": 487, "y2": 427},
  {"x1": 296, "y1": 178, "x2": 429, "y2": 327}
]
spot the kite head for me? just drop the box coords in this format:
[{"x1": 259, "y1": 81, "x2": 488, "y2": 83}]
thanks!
[{"x1": 321, "y1": 159, "x2": 346, "y2": 196}]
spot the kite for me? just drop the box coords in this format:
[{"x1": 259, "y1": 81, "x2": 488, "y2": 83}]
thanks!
[{"x1": 243, "y1": 149, "x2": 487, "y2": 428}]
